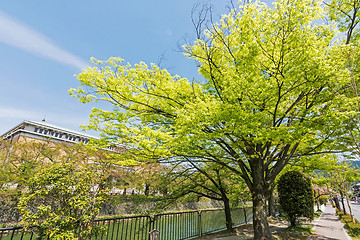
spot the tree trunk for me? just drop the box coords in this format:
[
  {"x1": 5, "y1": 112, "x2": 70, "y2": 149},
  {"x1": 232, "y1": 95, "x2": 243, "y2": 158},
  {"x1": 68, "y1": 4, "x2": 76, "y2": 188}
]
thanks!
[
  {"x1": 345, "y1": 195, "x2": 355, "y2": 223},
  {"x1": 316, "y1": 199, "x2": 320, "y2": 212},
  {"x1": 334, "y1": 197, "x2": 341, "y2": 211},
  {"x1": 340, "y1": 193, "x2": 347, "y2": 215},
  {"x1": 314, "y1": 190, "x2": 320, "y2": 211},
  {"x1": 222, "y1": 195, "x2": 234, "y2": 232},
  {"x1": 252, "y1": 170, "x2": 273, "y2": 240},
  {"x1": 290, "y1": 216, "x2": 297, "y2": 227},
  {"x1": 267, "y1": 188, "x2": 276, "y2": 217},
  {"x1": 144, "y1": 183, "x2": 150, "y2": 196}
]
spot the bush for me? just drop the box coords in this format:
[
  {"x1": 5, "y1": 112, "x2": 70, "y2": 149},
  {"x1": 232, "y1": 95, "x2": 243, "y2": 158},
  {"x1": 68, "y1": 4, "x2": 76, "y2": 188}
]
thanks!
[
  {"x1": 18, "y1": 163, "x2": 108, "y2": 240},
  {"x1": 278, "y1": 171, "x2": 314, "y2": 226}
]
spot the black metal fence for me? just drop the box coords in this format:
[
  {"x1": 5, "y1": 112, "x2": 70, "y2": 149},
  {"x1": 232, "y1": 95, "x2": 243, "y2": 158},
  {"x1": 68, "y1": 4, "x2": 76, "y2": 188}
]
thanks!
[{"x1": 0, "y1": 207, "x2": 252, "y2": 240}]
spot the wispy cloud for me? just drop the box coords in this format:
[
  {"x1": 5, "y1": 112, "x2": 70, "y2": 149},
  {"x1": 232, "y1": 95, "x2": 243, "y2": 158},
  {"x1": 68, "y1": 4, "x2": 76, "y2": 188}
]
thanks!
[{"x1": 0, "y1": 10, "x2": 88, "y2": 70}]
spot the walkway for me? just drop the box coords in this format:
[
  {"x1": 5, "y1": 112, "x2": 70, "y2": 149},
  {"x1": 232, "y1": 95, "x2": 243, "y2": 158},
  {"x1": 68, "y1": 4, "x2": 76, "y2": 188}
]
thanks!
[{"x1": 308, "y1": 203, "x2": 351, "y2": 240}]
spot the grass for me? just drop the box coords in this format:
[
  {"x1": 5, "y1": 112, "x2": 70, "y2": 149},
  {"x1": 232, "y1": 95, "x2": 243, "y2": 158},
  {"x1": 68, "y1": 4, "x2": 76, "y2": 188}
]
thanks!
[
  {"x1": 274, "y1": 226, "x2": 312, "y2": 240},
  {"x1": 336, "y1": 209, "x2": 360, "y2": 238},
  {"x1": 314, "y1": 209, "x2": 322, "y2": 218}
]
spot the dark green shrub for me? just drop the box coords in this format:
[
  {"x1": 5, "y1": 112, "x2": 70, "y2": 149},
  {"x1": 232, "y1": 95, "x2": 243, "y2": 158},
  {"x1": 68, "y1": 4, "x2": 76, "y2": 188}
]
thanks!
[{"x1": 278, "y1": 171, "x2": 314, "y2": 226}]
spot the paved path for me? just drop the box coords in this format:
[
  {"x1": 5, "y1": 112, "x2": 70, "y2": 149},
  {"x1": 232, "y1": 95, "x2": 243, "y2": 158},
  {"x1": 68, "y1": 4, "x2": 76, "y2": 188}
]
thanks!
[{"x1": 308, "y1": 203, "x2": 351, "y2": 240}]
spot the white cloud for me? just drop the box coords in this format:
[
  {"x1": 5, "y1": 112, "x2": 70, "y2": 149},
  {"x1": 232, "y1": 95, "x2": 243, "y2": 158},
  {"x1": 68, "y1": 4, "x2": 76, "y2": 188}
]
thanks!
[{"x1": 0, "y1": 10, "x2": 88, "y2": 70}]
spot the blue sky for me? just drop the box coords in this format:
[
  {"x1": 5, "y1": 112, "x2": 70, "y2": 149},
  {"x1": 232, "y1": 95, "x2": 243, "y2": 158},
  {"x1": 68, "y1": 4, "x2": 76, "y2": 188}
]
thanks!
[{"x1": 0, "y1": 1, "x2": 240, "y2": 136}]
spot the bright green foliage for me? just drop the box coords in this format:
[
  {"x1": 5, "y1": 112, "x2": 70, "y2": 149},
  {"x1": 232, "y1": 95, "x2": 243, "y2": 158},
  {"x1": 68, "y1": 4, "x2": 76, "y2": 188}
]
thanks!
[
  {"x1": 0, "y1": 136, "x2": 131, "y2": 230},
  {"x1": 327, "y1": 0, "x2": 360, "y2": 44},
  {"x1": 70, "y1": 0, "x2": 355, "y2": 238},
  {"x1": 330, "y1": 162, "x2": 360, "y2": 195},
  {"x1": 69, "y1": 0, "x2": 350, "y2": 194},
  {"x1": 0, "y1": 139, "x2": 63, "y2": 224},
  {"x1": 278, "y1": 171, "x2": 314, "y2": 226},
  {"x1": 18, "y1": 163, "x2": 108, "y2": 240},
  {"x1": 326, "y1": 0, "x2": 360, "y2": 158}
]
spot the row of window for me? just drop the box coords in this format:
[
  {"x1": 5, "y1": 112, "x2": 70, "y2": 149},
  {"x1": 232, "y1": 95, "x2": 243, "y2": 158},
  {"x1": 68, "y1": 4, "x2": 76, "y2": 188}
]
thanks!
[{"x1": 33, "y1": 127, "x2": 89, "y2": 144}]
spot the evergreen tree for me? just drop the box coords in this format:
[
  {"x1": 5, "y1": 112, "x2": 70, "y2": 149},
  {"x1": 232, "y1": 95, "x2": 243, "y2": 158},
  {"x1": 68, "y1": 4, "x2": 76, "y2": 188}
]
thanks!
[{"x1": 278, "y1": 171, "x2": 314, "y2": 226}]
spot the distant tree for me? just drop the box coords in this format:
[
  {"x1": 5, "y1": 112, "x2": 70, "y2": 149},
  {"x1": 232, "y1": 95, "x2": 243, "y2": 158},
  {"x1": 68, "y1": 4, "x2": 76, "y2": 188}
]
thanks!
[
  {"x1": 329, "y1": 162, "x2": 360, "y2": 223},
  {"x1": 130, "y1": 162, "x2": 167, "y2": 196},
  {"x1": 164, "y1": 160, "x2": 250, "y2": 232},
  {"x1": 278, "y1": 171, "x2": 314, "y2": 226}
]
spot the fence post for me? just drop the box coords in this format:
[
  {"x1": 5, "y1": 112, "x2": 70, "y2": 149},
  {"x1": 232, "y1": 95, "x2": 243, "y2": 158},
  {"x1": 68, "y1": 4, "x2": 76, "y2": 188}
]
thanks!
[
  {"x1": 198, "y1": 211, "x2": 202, "y2": 237},
  {"x1": 148, "y1": 216, "x2": 155, "y2": 240},
  {"x1": 243, "y1": 208, "x2": 247, "y2": 224},
  {"x1": 149, "y1": 229, "x2": 159, "y2": 240}
]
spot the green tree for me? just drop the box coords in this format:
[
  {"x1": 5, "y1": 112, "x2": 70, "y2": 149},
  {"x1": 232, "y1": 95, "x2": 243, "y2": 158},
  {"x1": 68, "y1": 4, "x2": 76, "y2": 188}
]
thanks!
[
  {"x1": 278, "y1": 171, "x2": 314, "y2": 226},
  {"x1": 164, "y1": 160, "x2": 250, "y2": 232},
  {"x1": 18, "y1": 162, "x2": 108, "y2": 240},
  {"x1": 0, "y1": 139, "x2": 62, "y2": 224},
  {"x1": 329, "y1": 162, "x2": 360, "y2": 223},
  {"x1": 326, "y1": 0, "x2": 360, "y2": 158},
  {"x1": 327, "y1": 0, "x2": 360, "y2": 45},
  {"x1": 70, "y1": 0, "x2": 352, "y2": 238},
  {"x1": 0, "y1": 138, "x2": 122, "y2": 226}
]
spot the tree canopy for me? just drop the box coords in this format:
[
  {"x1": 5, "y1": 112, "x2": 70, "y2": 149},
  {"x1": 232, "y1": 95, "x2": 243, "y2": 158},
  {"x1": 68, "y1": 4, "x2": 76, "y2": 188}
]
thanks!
[{"x1": 70, "y1": 0, "x2": 357, "y2": 238}]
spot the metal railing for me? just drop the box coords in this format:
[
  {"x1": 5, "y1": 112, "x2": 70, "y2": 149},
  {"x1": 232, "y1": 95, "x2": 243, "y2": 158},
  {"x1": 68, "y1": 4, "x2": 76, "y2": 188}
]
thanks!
[
  {"x1": 0, "y1": 225, "x2": 40, "y2": 240},
  {"x1": 0, "y1": 207, "x2": 252, "y2": 240},
  {"x1": 91, "y1": 215, "x2": 151, "y2": 240}
]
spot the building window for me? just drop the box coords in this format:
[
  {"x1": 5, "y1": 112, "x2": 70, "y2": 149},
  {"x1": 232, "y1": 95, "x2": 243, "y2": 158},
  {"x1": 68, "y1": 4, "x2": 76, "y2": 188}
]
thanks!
[
  {"x1": 39, "y1": 129, "x2": 43, "y2": 134},
  {"x1": 44, "y1": 130, "x2": 48, "y2": 134},
  {"x1": 34, "y1": 128, "x2": 38, "y2": 133},
  {"x1": 55, "y1": 133, "x2": 58, "y2": 137}
]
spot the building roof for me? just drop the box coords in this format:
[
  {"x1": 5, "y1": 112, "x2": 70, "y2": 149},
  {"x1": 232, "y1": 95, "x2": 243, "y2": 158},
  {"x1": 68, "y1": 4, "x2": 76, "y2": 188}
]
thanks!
[{"x1": 1, "y1": 120, "x2": 98, "y2": 144}]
